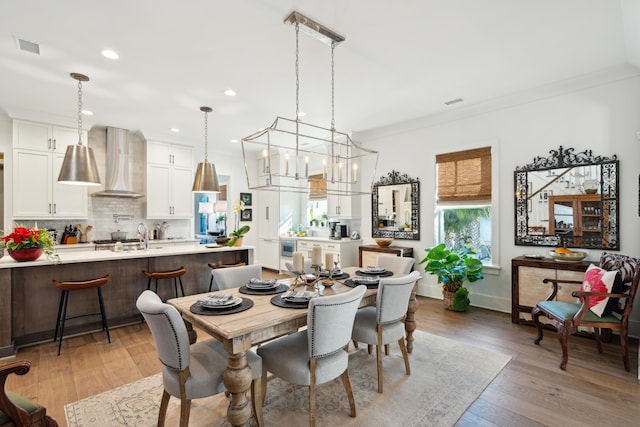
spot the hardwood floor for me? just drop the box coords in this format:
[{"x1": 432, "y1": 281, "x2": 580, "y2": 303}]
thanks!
[{"x1": 2, "y1": 287, "x2": 639, "y2": 426}]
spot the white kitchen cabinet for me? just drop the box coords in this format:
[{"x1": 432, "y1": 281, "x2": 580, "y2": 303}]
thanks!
[
  {"x1": 327, "y1": 180, "x2": 357, "y2": 218},
  {"x1": 296, "y1": 239, "x2": 361, "y2": 268},
  {"x1": 146, "y1": 140, "x2": 193, "y2": 218},
  {"x1": 257, "y1": 237, "x2": 280, "y2": 270},
  {"x1": 12, "y1": 121, "x2": 88, "y2": 219},
  {"x1": 256, "y1": 190, "x2": 280, "y2": 239}
]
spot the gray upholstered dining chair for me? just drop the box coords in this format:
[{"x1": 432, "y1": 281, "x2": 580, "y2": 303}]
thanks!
[
  {"x1": 136, "y1": 290, "x2": 263, "y2": 427},
  {"x1": 210, "y1": 264, "x2": 262, "y2": 290},
  {"x1": 376, "y1": 253, "x2": 415, "y2": 275},
  {"x1": 257, "y1": 285, "x2": 367, "y2": 427},
  {"x1": 284, "y1": 259, "x2": 314, "y2": 275},
  {"x1": 351, "y1": 271, "x2": 421, "y2": 393}
]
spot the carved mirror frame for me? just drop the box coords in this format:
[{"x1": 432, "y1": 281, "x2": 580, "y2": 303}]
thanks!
[
  {"x1": 372, "y1": 170, "x2": 420, "y2": 240},
  {"x1": 514, "y1": 146, "x2": 619, "y2": 249}
]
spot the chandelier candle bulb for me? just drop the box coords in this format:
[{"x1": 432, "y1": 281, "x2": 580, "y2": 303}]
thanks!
[
  {"x1": 305, "y1": 156, "x2": 309, "y2": 177},
  {"x1": 293, "y1": 251, "x2": 304, "y2": 272},
  {"x1": 338, "y1": 162, "x2": 343, "y2": 181},
  {"x1": 285, "y1": 152, "x2": 289, "y2": 175},
  {"x1": 322, "y1": 159, "x2": 327, "y2": 178},
  {"x1": 353, "y1": 163, "x2": 358, "y2": 182},
  {"x1": 312, "y1": 245, "x2": 322, "y2": 266}
]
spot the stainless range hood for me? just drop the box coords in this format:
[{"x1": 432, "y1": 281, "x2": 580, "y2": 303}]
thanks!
[{"x1": 91, "y1": 127, "x2": 143, "y2": 198}]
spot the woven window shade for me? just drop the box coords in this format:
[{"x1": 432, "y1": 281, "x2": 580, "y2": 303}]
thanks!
[
  {"x1": 308, "y1": 174, "x2": 327, "y2": 200},
  {"x1": 436, "y1": 146, "x2": 491, "y2": 202}
]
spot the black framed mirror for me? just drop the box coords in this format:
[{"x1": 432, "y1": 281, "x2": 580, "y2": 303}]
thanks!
[
  {"x1": 514, "y1": 146, "x2": 619, "y2": 249},
  {"x1": 372, "y1": 170, "x2": 420, "y2": 240}
]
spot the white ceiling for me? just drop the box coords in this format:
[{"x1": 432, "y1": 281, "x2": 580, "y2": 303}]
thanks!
[{"x1": 1, "y1": 0, "x2": 639, "y2": 155}]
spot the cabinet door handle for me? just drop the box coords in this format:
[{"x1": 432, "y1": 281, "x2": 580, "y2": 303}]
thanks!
[
  {"x1": 53, "y1": 203, "x2": 56, "y2": 214},
  {"x1": 266, "y1": 206, "x2": 269, "y2": 220},
  {"x1": 47, "y1": 138, "x2": 52, "y2": 150},
  {"x1": 49, "y1": 203, "x2": 52, "y2": 214},
  {"x1": 52, "y1": 139, "x2": 56, "y2": 150}
]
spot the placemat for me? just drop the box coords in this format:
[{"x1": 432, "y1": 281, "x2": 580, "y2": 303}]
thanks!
[
  {"x1": 270, "y1": 294, "x2": 310, "y2": 309},
  {"x1": 239, "y1": 284, "x2": 289, "y2": 295},
  {"x1": 190, "y1": 298, "x2": 254, "y2": 315},
  {"x1": 356, "y1": 270, "x2": 393, "y2": 277},
  {"x1": 317, "y1": 272, "x2": 350, "y2": 280},
  {"x1": 344, "y1": 278, "x2": 379, "y2": 289}
]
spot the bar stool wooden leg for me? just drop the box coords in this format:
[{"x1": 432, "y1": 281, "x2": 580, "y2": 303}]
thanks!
[{"x1": 57, "y1": 290, "x2": 70, "y2": 356}]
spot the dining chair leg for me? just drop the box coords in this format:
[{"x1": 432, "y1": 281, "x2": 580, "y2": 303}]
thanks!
[
  {"x1": 261, "y1": 369, "x2": 268, "y2": 407},
  {"x1": 557, "y1": 324, "x2": 570, "y2": 370},
  {"x1": 367, "y1": 344, "x2": 373, "y2": 355},
  {"x1": 398, "y1": 337, "x2": 410, "y2": 375},
  {"x1": 157, "y1": 389, "x2": 170, "y2": 427},
  {"x1": 376, "y1": 325, "x2": 384, "y2": 393},
  {"x1": 621, "y1": 331, "x2": 630, "y2": 371},
  {"x1": 340, "y1": 369, "x2": 357, "y2": 417},
  {"x1": 309, "y1": 358, "x2": 317, "y2": 427},
  {"x1": 179, "y1": 397, "x2": 191, "y2": 427},
  {"x1": 351, "y1": 339, "x2": 359, "y2": 349},
  {"x1": 251, "y1": 378, "x2": 264, "y2": 427},
  {"x1": 385, "y1": 344, "x2": 390, "y2": 355},
  {"x1": 594, "y1": 328, "x2": 603, "y2": 353}
]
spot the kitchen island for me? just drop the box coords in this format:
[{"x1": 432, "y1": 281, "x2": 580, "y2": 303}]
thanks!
[{"x1": 0, "y1": 244, "x2": 253, "y2": 357}]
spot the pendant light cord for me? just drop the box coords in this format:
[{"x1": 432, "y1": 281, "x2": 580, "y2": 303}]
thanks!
[
  {"x1": 77, "y1": 79, "x2": 84, "y2": 146},
  {"x1": 204, "y1": 109, "x2": 209, "y2": 162}
]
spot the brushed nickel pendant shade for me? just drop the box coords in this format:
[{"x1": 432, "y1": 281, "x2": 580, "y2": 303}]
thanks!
[
  {"x1": 192, "y1": 106, "x2": 220, "y2": 193},
  {"x1": 57, "y1": 73, "x2": 101, "y2": 185}
]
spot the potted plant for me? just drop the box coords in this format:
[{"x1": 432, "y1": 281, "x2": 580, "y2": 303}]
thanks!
[
  {"x1": 2, "y1": 224, "x2": 59, "y2": 262},
  {"x1": 228, "y1": 200, "x2": 250, "y2": 246},
  {"x1": 418, "y1": 243, "x2": 484, "y2": 311}
]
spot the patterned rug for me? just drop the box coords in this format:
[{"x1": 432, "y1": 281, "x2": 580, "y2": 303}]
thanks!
[{"x1": 65, "y1": 331, "x2": 510, "y2": 426}]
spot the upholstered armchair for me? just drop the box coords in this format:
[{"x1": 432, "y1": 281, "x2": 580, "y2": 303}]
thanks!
[
  {"x1": 532, "y1": 252, "x2": 640, "y2": 371},
  {"x1": 0, "y1": 360, "x2": 58, "y2": 427},
  {"x1": 136, "y1": 290, "x2": 263, "y2": 427},
  {"x1": 352, "y1": 271, "x2": 421, "y2": 392},
  {"x1": 257, "y1": 285, "x2": 367, "y2": 427},
  {"x1": 210, "y1": 264, "x2": 262, "y2": 290}
]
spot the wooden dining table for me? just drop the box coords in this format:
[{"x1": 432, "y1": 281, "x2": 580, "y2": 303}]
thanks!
[{"x1": 167, "y1": 266, "x2": 419, "y2": 427}]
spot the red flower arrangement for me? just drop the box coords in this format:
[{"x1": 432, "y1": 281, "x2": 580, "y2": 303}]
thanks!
[{"x1": 2, "y1": 225, "x2": 57, "y2": 262}]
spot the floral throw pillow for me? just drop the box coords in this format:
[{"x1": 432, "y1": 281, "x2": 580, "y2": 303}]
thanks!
[{"x1": 580, "y1": 264, "x2": 623, "y2": 317}]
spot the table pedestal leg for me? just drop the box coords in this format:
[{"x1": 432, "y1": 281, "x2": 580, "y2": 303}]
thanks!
[
  {"x1": 405, "y1": 283, "x2": 418, "y2": 353},
  {"x1": 223, "y1": 351, "x2": 253, "y2": 427}
]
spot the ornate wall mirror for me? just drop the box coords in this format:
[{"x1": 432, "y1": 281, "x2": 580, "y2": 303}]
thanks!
[
  {"x1": 372, "y1": 170, "x2": 420, "y2": 240},
  {"x1": 514, "y1": 146, "x2": 619, "y2": 249}
]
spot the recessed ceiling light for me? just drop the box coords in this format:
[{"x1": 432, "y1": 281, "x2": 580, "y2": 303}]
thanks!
[
  {"x1": 444, "y1": 98, "x2": 464, "y2": 106},
  {"x1": 81, "y1": 110, "x2": 93, "y2": 115},
  {"x1": 224, "y1": 89, "x2": 236, "y2": 97},
  {"x1": 170, "y1": 128, "x2": 180, "y2": 133},
  {"x1": 231, "y1": 139, "x2": 239, "y2": 143},
  {"x1": 297, "y1": 111, "x2": 307, "y2": 117},
  {"x1": 101, "y1": 49, "x2": 119, "y2": 60}
]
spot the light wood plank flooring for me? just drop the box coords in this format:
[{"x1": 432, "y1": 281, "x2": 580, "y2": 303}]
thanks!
[{"x1": 2, "y1": 281, "x2": 639, "y2": 426}]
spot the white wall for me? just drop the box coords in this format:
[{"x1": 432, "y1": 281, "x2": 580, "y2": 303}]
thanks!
[{"x1": 358, "y1": 71, "x2": 640, "y2": 335}]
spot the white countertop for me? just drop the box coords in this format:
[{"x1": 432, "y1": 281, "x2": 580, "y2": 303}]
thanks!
[
  {"x1": 0, "y1": 244, "x2": 253, "y2": 269},
  {"x1": 281, "y1": 236, "x2": 361, "y2": 243},
  {"x1": 53, "y1": 238, "x2": 200, "y2": 250}
]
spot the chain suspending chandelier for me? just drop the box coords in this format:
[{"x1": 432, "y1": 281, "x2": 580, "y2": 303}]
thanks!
[{"x1": 241, "y1": 11, "x2": 378, "y2": 196}]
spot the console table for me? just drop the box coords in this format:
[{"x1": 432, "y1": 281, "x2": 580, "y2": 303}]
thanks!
[
  {"x1": 359, "y1": 245, "x2": 414, "y2": 267},
  {"x1": 511, "y1": 256, "x2": 592, "y2": 325}
]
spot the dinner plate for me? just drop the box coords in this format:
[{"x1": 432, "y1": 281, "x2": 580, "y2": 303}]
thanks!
[
  {"x1": 197, "y1": 295, "x2": 242, "y2": 309},
  {"x1": 282, "y1": 290, "x2": 317, "y2": 303},
  {"x1": 246, "y1": 281, "x2": 279, "y2": 290}
]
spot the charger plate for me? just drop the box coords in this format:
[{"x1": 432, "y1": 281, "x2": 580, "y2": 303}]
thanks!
[
  {"x1": 190, "y1": 298, "x2": 253, "y2": 315},
  {"x1": 239, "y1": 284, "x2": 289, "y2": 295}
]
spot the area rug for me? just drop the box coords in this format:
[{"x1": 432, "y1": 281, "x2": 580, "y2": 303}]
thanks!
[{"x1": 65, "y1": 331, "x2": 510, "y2": 426}]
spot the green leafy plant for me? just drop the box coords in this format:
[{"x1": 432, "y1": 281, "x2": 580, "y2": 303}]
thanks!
[
  {"x1": 228, "y1": 225, "x2": 250, "y2": 247},
  {"x1": 418, "y1": 243, "x2": 484, "y2": 311}
]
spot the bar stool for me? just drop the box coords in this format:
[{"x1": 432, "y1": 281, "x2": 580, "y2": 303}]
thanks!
[
  {"x1": 208, "y1": 262, "x2": 246, "y2": 291},
  {"x1": 53, "y1": 274, "x2": 111, "y2": 356},
  {"x1": 143, "y1": 266, "x2": 186, "y2": 299}
]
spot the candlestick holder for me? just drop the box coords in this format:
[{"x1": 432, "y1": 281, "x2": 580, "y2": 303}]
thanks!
[
  {"x1": 291, "y1": 270, "x2": 316, "y2": 292},
  {"x1": 311, "y1": 264, "x2": 323, "y2": 290}
]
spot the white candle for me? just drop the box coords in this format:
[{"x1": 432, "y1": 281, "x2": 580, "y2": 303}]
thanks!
[
  {"x1": 293, "y1": 252, "x2": 304, "y2": 272},
  {"x1": 325, "y1": 253, "x2": 333, "y2": 270},
  {"x1": 312, "y1": 245, "x2": 322, "y2": 266}
]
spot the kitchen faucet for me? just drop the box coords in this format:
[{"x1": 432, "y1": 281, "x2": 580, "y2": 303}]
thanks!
[{"x1": 137, "y1": 222, "x2": 149, "y2": 250}]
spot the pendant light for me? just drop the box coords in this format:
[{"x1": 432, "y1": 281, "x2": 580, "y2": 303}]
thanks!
[
  {"x1": 192, "y1": 106, "x2": 220, "y2": 193},
  {"x1": 57, "y1": 73, "x2": 101, "y2": 185}
]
